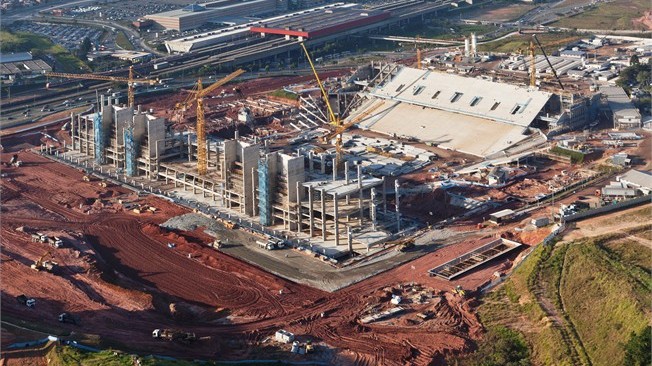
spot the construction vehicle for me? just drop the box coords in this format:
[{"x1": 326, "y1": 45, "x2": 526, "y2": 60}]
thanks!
[
  {"x1": 7, "y1": 154, "x2": 19, "y2": 167},
  {"x1": 82, "y1": 175, "x2": 91, "y2": 182},
  {"x1": 451, "y1": 285, "x2": 466, "y2": 297},
  {"x1": 16, "y1": 295, "x2": 36, "y2": 307},
  {"x1": 31, "y1": 251, "x2": 57, "y2": 272},
  {"x1": 175, "y1": 69, "x2": 245, "y2": 175},
  {"x1": 257, "y1": 237, "x2": 286, "y2": 250},
  {"x1": 305, "y1": 340, "x2": 314, "y2": 353},
  {"x1": 58, "y1": 312, "x2": 77, "y2": 325},
  {"x1": 152, "y1": 329, "x2": 197, "y2": 344},
  {"x1": 46, "y1": 66, "x2": 158, "y2": 107},
  {"x1": 48, "y1": 236, "x2": 64, "y2": 248}
]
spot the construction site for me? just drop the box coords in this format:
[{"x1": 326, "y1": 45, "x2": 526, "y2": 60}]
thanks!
[{"x1": 2, "y1": 19, "x2": 651, "y2": 365}]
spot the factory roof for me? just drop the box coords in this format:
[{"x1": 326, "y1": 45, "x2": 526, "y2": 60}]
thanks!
[
  {"x1": 601, "y1": 85, "x2": 641, "y2": 118},
  {"x1": 619, "y1": 169, "x2": 652, "y2": 190},
  {"x1": 0, "y1": 52, "x2": 32, "y2": 63},
  {"x1": 148, "y1": 0, "x2": 270, "y2": 19},
  {"x1": 369, "y1": 67, "x2": 552, "y2": 127},
  {"x1": 249, "y1": 4, "x2": 390, "y2": 38}
]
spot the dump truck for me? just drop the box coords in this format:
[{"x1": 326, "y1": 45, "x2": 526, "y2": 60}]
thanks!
[
  {"x1": 152, "y1": 329, "x2": 197, "y2": 344},
  {"x1": 58, "y1": 312, "x2": 77, "y2": 324},
  {"x1": 16, "y1": 295, "x2": 35, "y2": 307}
]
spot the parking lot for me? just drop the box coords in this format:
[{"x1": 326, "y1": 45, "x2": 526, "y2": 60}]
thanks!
[{"x1": 11, "y1": 22, "x2": 103, "y2": 51}]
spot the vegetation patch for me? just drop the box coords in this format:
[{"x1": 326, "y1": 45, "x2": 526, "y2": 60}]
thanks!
[
  {"x1": 269, "y1": 89, "x2": 298, "y2": 101},
  {"x1": 115, "y1": 31, "x2": 135, "y2": 51},
  {"x1": 550, "y1": 146, "x2": 585, "y2": 164},
  {"x1": 478, "y1": 33, "x2": 582, "y2": 54},
  {"x1": 0, "y1": 30, "x2": 89, "y2": 73},
  {"x1": 551, "y1": 0, "x2": 649, "y2": 30}
]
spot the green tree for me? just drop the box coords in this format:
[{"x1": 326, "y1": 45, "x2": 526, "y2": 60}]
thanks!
[
  {"x1": 457, "y1": 326, "x2": 531, "y2": 366},
  {"x1": 623, "y1": 326, "x2": 651, "y2": 366},
  {"x1": 77, "y1": 37, "x2": 92, "y2": 59},
  {"x1": 630, "y1": 54, "x2": 640, "y2": 65}
]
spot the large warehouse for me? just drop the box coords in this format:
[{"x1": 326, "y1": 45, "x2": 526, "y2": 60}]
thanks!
[
  {"x1": 349, "y1": 66, "x2": 554, "y2": 158},
  {"x1": 145, "y1": 0, "x2": 282, "y2": 31}
]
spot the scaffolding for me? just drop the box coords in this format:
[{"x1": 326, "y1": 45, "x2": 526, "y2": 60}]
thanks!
[
  {"x1": 93, "y1": 113, "x2": 104, "y2": 164},
  {"x1": 124, "y1": 125, "x2": 136, "y2": 177},
  {"x1": 258, "y1": 158, "x2": 272, "y2": 226}
]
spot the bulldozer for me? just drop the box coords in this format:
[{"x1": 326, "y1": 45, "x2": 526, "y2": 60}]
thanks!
[
  {"x1": 31, "y1": 251, "x2": 58, "y2": 272},
  {"x1": 152, "y1": 329, "x2": 197, "y2": 345},
  {"x1": 451, "y1": 285, "x2": 466, "y2": 297}
]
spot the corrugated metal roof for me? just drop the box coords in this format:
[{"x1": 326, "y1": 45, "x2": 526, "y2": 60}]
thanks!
[
  {"x1": 369, "y1": 67, "x2": 552, "y2": 127},
  {"x1": 619, "y1": 169, "x2": 652, "y2": 190}
]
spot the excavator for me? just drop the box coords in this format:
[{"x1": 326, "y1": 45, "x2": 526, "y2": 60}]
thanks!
[{"x1": 31, "y1": 251, "x2": 57, "y2": 272}]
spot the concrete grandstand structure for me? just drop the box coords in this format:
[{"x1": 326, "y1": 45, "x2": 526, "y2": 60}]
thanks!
[
  {"x1": 145, "y1": 0, "x2": 283, "y2": 31},
  {"x1": 349, "y1": 65, "x2": 555, "y2": 158}
]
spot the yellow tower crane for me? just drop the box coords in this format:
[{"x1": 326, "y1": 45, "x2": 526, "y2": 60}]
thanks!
[
  {"x1": 175, "y1": 69, "x2": 245, "y2": 175},
  {"x1": 46, "y1": 66, "x2": 157, "y2": 107},
  {"x1": 300, "y1": 42, "x2": 346, "y2": 171}
]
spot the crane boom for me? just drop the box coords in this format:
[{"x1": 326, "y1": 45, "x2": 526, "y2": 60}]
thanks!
[
  {"x1": 532, "y1": 34, "x2": 564, "y2": 90},
  {"x1": 300, "y1": 43, "x2": 338, "y2": 126},
  {"x1": 46, "y1": 66, "x2": 157, "y2": 106},
  {"x1": 175, "y1": 69, "x2": 245, "y2": 175}
]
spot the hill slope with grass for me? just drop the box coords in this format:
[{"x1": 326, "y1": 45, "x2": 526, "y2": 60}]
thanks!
[{"x1": 456, "y1": 207, "x2": 651, "y2": 365}]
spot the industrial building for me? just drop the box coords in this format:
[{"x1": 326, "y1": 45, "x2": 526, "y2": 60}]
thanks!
[
  {"x1": 165, "y1": 1, "x2": 451, "y2": 53},
  {"x1": 145, "y1": 0, "x2": 283, "y2": 31},
  {"x1": 601, "y1": 86, "x2": 642, "y2": 130},
  {"x1": 249, "y1": 5, "x2": 390, "y2": 40},
  {"x1": 66, "y1": 96, "x2": 398, "y2": 257},
  {"x1": 347, "y1": 65, "x2": 558, "y2": 158}
]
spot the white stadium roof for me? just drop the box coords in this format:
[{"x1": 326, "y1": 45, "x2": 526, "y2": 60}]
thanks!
[
  {"x1": 369, "y1": 67, "x2": 552, "y2": 128},
  {"x1": 349, "y1": 66, "x2": 553, "y2": 158}
]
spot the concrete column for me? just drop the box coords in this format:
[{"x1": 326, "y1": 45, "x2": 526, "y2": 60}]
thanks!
[
  {"x1": 320, "y1": 189, "x2": 326, "y2": 240},
  {"x1": 252, "y1": 168, "x2": 257, "y2": 217},
  {"x1": 187, "y1": 135, "x2": 192, "y2": 162},
  {"x1": 332, "y1": 158, "x2": 337, "y2": 181},
  {"x1": 357, "y1": 165, "x2": 363, "y2": 225},
  {"x1": 344, "y1": 161, "x2": 350, "y2": 184},
  {"x1": 320, "y1": 154, "x2": 326, "y2": 174},
  {"x1": 347, "y1": 226, "x2": 353, "y2": 253},
  {"x1": 296, "y1": 181, "x2": 302, "y2": 233},
  {"x1": 371, "y1": 187, "x2": 377, "y2": 230},
  {"x1": 382, "y1": 176, "x2": 387, "y2": 214},
  {"x1": 308, "y1": 151, "x2": 314, "y2": 172},
  {"x1": 308, "y1": 186, "x2": 314, "y2": 237},
  {"x1": 333, "y1": 192, "x2": 339, "y2": 246},
  {"x1": 395, "y1": 179, "x2": 401, "y2": 232}
]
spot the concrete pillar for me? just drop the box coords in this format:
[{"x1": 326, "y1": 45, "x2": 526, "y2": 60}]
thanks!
[
  {"x1": 357, "y1": 164, "x2": 363, "y2": 225},
  {"x1": 320, "y1": 189, "x2": 326, "y2": 240},
  {"x1": 320, "y1": 154, "x2": 326, "y2": 174},
  {"x1": 332, "y1": 158, "x2": 337, "y2": 181},
  {"x1": 333, "y1": 193, "x2": 339, "y2": 246},
  {"x1": 347, "y1": 226, "x2": 353, "y2": 253},
  {"x1": 344, "y1": 161, "x2": 350, "y2": 184},
  {"x1": 308, "y1": 186, "x2": 314, "y2": 237},
  {"x1": 252, "y1": 168, "x2": 257, "y2": 217},
  {"x1": 395, "y1": 179, "x2": 401, "y2": 232},
  {"x1": 296, "y1": 181, "x2": 302, "y2": 233},
  {"x1": 371, "y1": 187, "x2": 377, "y2": 230},
  {"x1": 382, "y1": 176, "x2": 387, "y2": 214},
  {"x1": 308, "y1": 151, "x2": 314, "y2": 172},
  {"x1": 187, "y1": 135, "x2": 192, "y2": 162}
]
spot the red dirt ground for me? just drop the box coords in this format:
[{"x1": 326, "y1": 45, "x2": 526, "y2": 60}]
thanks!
[{"x1": 0, "y1": 147, "x2": 505, "y2": 365}]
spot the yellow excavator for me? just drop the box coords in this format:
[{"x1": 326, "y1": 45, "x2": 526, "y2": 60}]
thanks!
[{"x1": 31, "y1": 251, "x2": 57, "y2": 272}]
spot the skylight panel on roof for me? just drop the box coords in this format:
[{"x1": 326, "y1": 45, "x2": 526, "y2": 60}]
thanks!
[
  {"x1": 470, "y1": 96, "x2": 482, "y2": 107},
  {"x1": 450, "y1": 92, "x2": 463, "y2": 103}
]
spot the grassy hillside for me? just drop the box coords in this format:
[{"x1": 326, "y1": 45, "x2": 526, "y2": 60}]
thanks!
[
  {"x1": 0, "y1": 31, "x2": 89, "y2": 73},
  {"x1": 472, "y1": 226, "x2": 651, "y2": 365},
  {"x1": 478, "y1": 33, "x2": 583, "y2": 54},
  {"x1": 46, "y1": 345, "x2": 199, "y2": 365},
  {"x1": 551, "y1": 0, "x2": 649, "y2": 30}
]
